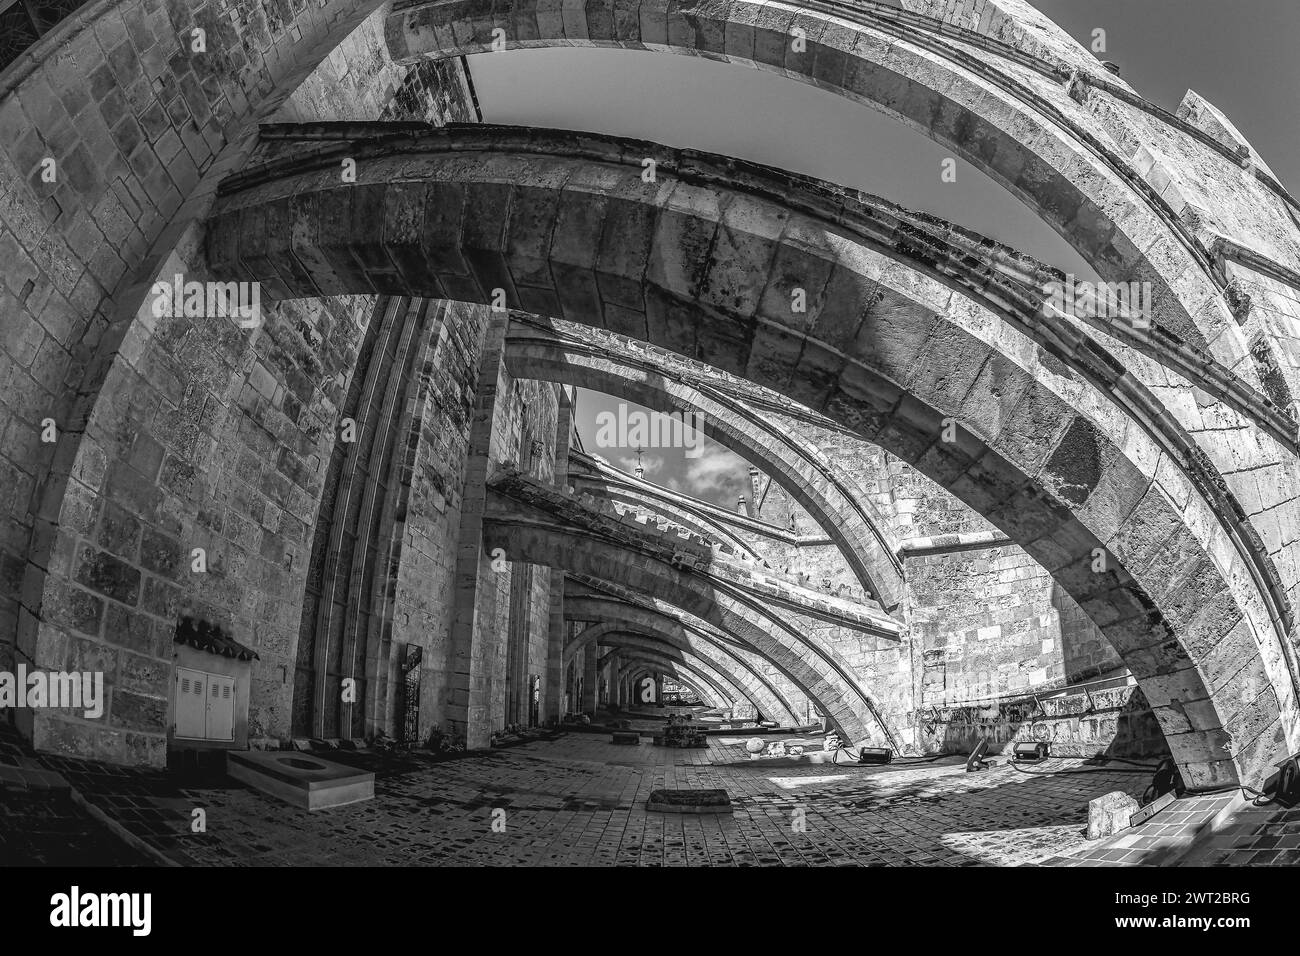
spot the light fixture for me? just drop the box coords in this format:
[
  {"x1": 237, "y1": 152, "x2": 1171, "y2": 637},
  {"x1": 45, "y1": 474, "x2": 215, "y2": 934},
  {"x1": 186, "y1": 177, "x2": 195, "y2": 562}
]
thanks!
[
  {"x1": 1275, "y1": 752, "x2": 1300, "y2": 807},
  {"x1": 1013, "y1": 741, "x2": 1049, "y2": 763},
  {"x1": 1141, "y1": 757, "x2": 1182, "y2": 804},
  {"x1": 857, "y1": 747, "x2": 892, "y2": 765},
  {"x1": 966, "y1": 738, "x2": 995, "y2": 772}
]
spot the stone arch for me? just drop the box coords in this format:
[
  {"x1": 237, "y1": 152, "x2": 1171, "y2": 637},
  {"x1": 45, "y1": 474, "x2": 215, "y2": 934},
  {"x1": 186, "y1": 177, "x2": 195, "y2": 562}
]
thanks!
[
  {"x1": 565, "y1": 619, "x2": 798, "y2": 723},
  {"x1": 568, "y1": 459, "x2": 772, "y2": 566},
  {"x1": 592, "y1": 633, "x2": 746, "y2": 711},
  {"x1": 505, "y1": 323, "x2": 904, "y2": 607},
  {"x1": 619, "y1": 655, "x2": 726, "y2": 709},
  {"x1": 487, "y1": 506, "x2": 898, "y2": 747},
  {"x1": 561, "y1": 582, "x2": 806, "y2": 717},
  {"x1": 384, "y1": 0, "x2": 1300, "y2": 445},
  {"x1": 604, "y1": 638, "x2": 754, "y2": 718},
  {"x1": 661, "y1": 674, "x2": 725, "y2": 709},
  {"x1": 203, "y1": 125, "x2": 1296, "y2": 783},
  {"x1": 561, "y1": 590, "x2": 809, "y2": 722}
]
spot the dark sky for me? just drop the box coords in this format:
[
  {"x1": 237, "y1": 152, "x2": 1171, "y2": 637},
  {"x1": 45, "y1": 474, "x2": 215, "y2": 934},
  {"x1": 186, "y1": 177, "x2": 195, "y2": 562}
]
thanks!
[{"x1": 473, "y1": 1, "x2": 1298, "y2": 508}]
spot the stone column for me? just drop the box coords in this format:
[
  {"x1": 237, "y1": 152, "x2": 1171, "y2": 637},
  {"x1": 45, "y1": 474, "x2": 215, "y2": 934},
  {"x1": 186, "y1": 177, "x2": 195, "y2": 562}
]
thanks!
[
  {"x1": 582, "y1": 639, "x2": 598, "y2": 714},
  {"x1": 606, "y1": 650, "x2": 620, "y2": 708},
  {"x1": 544, "y1": 572, "x2": 564, "y2": 724},
  {"x1": 444, "y1": 313, "x2": 510, "y2": 749},
  {"x1": 543, "y1": 387, "x2": 572, "y2": 723}
]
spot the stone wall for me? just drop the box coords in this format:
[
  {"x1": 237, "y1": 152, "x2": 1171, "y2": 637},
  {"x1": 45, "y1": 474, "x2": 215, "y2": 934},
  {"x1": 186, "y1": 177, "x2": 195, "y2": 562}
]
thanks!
[
  {"x1": 717, "y1": 406, "x2": 1152, "y2": 756},
  {"x1": 908, "y1": 545, "x2": 1123, "y2": 700},
  {"x1": 736, "y1": 481, "x2": 863, "y2": 598},
  {"x1": 274, "y1": 10, "x2": 475, "y2": 125},
  {"x1": 1, "y1": 0, "x2": 401, "y2": 679},
  {"x1": 22, "y1": 228, "x2": 373, "y2": 763},
  {"x1": 921, "y1": 683, "x2": 1169, "y2": 760},
  {"x1": 3, "y1": 1, "x2": 479, "y2": 764}
]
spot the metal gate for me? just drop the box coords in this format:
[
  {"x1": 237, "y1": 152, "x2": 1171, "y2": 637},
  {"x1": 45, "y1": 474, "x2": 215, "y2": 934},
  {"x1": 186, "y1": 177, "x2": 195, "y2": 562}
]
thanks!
[{"x1": 401, "y1": 644, "x2": 423, "y2": 745}]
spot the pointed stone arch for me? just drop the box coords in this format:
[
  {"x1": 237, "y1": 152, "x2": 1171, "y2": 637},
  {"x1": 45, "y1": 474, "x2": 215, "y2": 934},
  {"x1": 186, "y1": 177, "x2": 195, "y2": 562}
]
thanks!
[
  {"x1": 505, "y1": 322, "x2": 904, "y2": 607},
  {"x1": 383, "y1": 0, "x2": 1300, "y2": 447},
  {"x1": 204, "y1": 124, "x2": 1296, "y2": 785},
  {"x1": 565, "y1": 618, "x2": 799, "y2": 723},
  {"x1": 567, "y1": 459, "x2": 773, "y2": 566},
  {"x1": 485, "y1": 501, "x2": 899, "y2": 747},
  {"x1": 620, "y1": 655, "x2": 727, "y2": 709},
  {"x1": 593, "y1": 634, "x2": 747, "y2": 711},
  {"x1": 562, "y1": 589, "x2": 810, "y2": 721}
]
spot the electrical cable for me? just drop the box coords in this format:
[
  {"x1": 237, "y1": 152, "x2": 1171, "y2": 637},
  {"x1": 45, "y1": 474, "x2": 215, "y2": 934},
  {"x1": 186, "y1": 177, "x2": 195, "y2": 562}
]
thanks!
[
  {"x1": 1083, "y1": 755, "x2": 1164, "y2": 770},
  {"x1": 830, "y1": 746, "x2": 951, "y2": 766},
  {"x1": 1135, "y1": 755, "x2": 1277, "y2": 807},
  {"x1": 1177, "y1": 782, "x2": 1272, "y2": 804},
  {"x1": 1008, "y1": 759, "x2": 1152, "y2": 777},
  {"x1": 829, "y1": 741, "x2": 1285, "y2": 813},
  {"x1": 833, "y1": 749, "x2": 1285, "y2": 817}
]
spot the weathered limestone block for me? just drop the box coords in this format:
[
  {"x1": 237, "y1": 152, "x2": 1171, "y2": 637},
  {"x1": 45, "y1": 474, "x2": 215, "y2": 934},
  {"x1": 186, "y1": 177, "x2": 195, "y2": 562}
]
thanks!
[{"x1": 1087, "y1": 790, "x2": 1139, "y2": 840}]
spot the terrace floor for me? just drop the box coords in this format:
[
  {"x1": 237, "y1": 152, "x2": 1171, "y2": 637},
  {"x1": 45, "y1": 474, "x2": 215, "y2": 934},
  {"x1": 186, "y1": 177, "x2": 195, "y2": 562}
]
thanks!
[{"x1": 3, "y1": 717, "x2": 1192, "y2": 867}]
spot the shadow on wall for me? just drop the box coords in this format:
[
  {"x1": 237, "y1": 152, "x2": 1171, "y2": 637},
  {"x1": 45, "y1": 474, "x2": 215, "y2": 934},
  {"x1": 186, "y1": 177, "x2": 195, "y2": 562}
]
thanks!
[
  {"x1": 919, "y1": 683, "x2": 1171, "y2": 761},
  {"x1": 1052, "y1": 582, "x2": 1126, "y2": 685}
]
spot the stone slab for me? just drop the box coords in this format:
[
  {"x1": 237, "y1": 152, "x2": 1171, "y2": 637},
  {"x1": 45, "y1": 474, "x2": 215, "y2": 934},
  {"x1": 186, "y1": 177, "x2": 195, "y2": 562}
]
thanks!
[
  {"x1": 228, "y1": 750, "x2": 374, "y2": 811},
  {"x1": 645, "y1": 788, "x2": 733, "y2": 814}
]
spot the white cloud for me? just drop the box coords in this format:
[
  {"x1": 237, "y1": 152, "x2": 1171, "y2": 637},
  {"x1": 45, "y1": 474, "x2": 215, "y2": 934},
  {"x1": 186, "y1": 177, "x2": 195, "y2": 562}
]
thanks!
[{"x1": 666, "y1": 443, "x2": 747, "y2": 500}]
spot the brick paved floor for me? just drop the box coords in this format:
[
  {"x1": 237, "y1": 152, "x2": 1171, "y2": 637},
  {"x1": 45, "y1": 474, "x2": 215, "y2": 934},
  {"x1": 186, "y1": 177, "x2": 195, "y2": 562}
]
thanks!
[
  {"x1": 0, "y1": 723, "x2": 152, "y2": 867},
  {"x1": 1047, "y1": 789, "x2": 1300, "y2": 867},
  {"x1": 1185, "y1": 800, "x2": 1300, "y2": 866},
  {"x1": 29, "y1": 714, "x2": 1300, "y2": 867},
  {"x1": 4, "y1": 723, "x2": 1158, "y2": 866},
  {"x1": 15, "y1": 712, "x2": 1300, "y2": 869}
]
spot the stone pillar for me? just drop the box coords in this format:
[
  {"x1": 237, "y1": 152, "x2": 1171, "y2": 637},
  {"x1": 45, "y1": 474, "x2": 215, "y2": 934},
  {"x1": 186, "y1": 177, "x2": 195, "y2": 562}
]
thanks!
[
  {"x1": 629, "y1": 670, "x2": 649, "y2": 707},
  {"x1": 444, "y1": 313, "x2": 510, "y2": 749},
  {"x1": 606, "y1": 650, "x2": 620, "y2": 707},
  {"x1": 582, "y1": 640, "x2": 598, "y2": 714},
  {"x1": 544, "y1": 572, "x2": 564, "y2": 724},
  {"x1": 543, "y1": 388, "x2": 572, "y2": 723}
]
